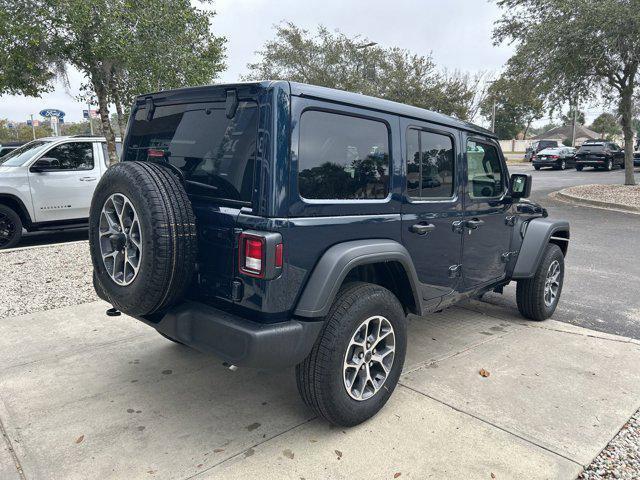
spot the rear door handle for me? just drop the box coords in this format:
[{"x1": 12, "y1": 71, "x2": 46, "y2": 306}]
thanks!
[
  {"x1": 410, "y1": 223, "x2": 436, "y2": 235},
  {"x1": 465, "y1": 218, "x2": 485, "y2": 229},
  {"x1": 80, "y1": 177, "x2": 97, "y2": 182}
]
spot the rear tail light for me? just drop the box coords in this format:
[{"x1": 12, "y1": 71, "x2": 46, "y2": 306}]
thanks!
[
  {"x1": 550, "y1": 155, "x2": 559, "y2": 159},
  {"x1": 147, "y1": 148, "x2": 165, "y2": 158},
  {"x1": 239, "y1": 232, "x2": 283, "y2": 278},
  {"x1": 239, "y1": 234, "x2": 265, "y2": 277}
]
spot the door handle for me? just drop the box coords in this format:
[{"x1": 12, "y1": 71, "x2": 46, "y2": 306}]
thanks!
[
  {"x1": 410, "y1": 223, "x2": 436, "y2": 235},
  {"x1": 465, "y1": 218, "x2": 485, "y2": 229},
  {"x1": 80, "y1": 177, "x2": 97, "y2": 182}
]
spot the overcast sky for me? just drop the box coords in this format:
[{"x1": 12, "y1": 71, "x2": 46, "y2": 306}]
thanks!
[{"x1": 1, "y1": 0, "x2": 517, "y2": 124}]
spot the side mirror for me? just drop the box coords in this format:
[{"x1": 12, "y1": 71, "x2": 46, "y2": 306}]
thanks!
[
  {"x1": 30, "y1": 157, "x2": 59, "y2": 173},
  {"x1": 510, "y1": 173, "x2": 531, "y2": 199}
]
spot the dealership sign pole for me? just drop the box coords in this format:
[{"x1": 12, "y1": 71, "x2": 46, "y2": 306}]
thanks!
[{"x1": 39, "y1": 109, "x2": 65, "y2": 137}]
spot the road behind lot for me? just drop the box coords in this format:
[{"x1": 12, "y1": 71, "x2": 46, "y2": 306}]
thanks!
[{"x1": 487, "y1": 164, "x2": 640, "y2": 340}]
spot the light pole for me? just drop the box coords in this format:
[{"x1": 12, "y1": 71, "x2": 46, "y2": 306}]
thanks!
[{"x1": 29, "y1": 114, "x2": 36, "y2": 140}]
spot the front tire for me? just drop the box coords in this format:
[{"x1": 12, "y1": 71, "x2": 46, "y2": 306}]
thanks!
[
  {"x1": 516, "y1": 244, "x2": 564, "y2": 321},
  {"x1": 606, "y1": 159, "x2": 613, "y2": 171},
  {"x1": 296, "y1": 282, "x2": 407, "y2": 426},
  {"x1": 534, "y1": 166, "x2": 541, "y2": 171},
  {"x1": 0, "y1": 205, "x2": 22, "y2": 250},
  {"x1": 576, "y1": 165, "x2": 583, "y2": 171}
]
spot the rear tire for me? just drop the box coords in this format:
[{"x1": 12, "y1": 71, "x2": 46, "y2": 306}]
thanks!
[
  {"x1": 296, "y1": 282, "x2": 407, "y2": 426},
  {"x1": 89, "y1": 161, "x2": 197, "y2": 316},
  {"x1": 0, "y1": 205, "x2": 22, "y2": 250},
  {"x1": 606, "y1": 159, "x2": 613, "y2": 171},
  {"x1": 516, "y1": 244, "x2": 564, "y2": 321}
]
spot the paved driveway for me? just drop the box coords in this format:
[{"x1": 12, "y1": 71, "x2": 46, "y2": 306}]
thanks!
[
  {"x1": 492, "y1": 164, "x2": 640, "y2": 340},
  {"x1": 1, "y1": 301, "x2": 639, "y2": 479}
]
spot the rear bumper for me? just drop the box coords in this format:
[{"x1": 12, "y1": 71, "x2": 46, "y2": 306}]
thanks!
[
  {"x1": 532, "y1": 160, "x2": 561, "y2": 167},
  {"x1": 575, "y1": 159, "x2": 605, "y2": 165},
  {"x1": 136, "y1": 301, "x2": 323, "y2": 368}
]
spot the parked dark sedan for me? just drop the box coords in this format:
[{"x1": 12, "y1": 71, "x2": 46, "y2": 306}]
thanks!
[
  {"x1": 575, "y1": 141, "x2": 625, "y2": 171},
  {"x1": 634, "y1": 151, "x2": 640, "y2": 167},
  {"x1": 532, "y1": 147, "x2": 576, "y2": 170}
]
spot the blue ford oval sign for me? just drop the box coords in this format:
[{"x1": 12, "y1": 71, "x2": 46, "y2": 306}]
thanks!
[{"x1": 39, "y1": 109, "x2": 65, "y2": 118}]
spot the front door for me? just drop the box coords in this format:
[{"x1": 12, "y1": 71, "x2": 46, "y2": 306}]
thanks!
[
  {"x1": 28, "y1": 141, "x2": 100, "y2": 222},
  {"x1": 400, "y1": 121, "x2": 463, "y2": 302},
  {"x1": 462, "y1": 136, "x2": 513, "y2": 288}
]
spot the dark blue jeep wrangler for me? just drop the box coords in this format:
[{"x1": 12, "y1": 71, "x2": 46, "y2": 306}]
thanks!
[{"x1": 89, "y1": 81, "x2": 569, "y2": 426}]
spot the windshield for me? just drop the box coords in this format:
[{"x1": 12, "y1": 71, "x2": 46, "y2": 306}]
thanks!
[
  {"x1": 0, "y1": 140, "x2": 52, "y2": 167},
  {"x1": 124, "y1": 100, "x2": 258, "y2": 204}
]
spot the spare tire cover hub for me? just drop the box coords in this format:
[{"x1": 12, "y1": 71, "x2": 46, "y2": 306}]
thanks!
[{"x1": 99, "y1": 192, "x2": 142, "y2": 286}]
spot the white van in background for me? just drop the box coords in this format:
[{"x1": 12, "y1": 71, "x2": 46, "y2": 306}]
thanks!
[{"x1": 0, "y1": 135, "x2": 121, "y2": 249}]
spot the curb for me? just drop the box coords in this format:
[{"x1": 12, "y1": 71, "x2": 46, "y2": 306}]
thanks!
[{"x1": 552, "y1": 190, "x2": 640, "y2": 215}]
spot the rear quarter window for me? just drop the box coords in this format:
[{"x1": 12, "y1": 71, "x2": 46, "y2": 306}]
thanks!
[{"x1": 298, "y1": 110, "x2": 390, "y2": 201}]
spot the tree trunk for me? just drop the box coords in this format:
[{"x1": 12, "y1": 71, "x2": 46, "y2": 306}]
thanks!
[
  {"x1": 95, "y1": 83, "x2": 118, "y2": 166},
  {"x1": 619, "y1": 87, "x2": 636, "y2": 186},
  {"x1": 114, "y1": 99, "x2": 126, "y2": 137},
  {"x1": 110, "y1": 83, "x2": 127, "y2": 137}
]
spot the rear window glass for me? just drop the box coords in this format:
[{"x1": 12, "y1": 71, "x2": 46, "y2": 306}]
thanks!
[
  {"x1": 125, "y1": 101, "x2": 258, "y2": 204},
  {"x1": 578, "y1": 143, "x2": 605, "y2": 152},
  {"x1": 298, "y1": 110, "x2": 390, "y2": 200}
]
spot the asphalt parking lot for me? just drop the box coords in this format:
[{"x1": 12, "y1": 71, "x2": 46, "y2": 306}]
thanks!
[
  {"x1": 490, "y1": 164, "x2": 640, "y2": 339},
  {"x1": 1, "y1": 164, "x2": 639, "y2": 479}
]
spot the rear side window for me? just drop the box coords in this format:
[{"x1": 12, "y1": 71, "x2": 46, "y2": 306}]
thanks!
[
  {"x1": 125, "y1": 101, "x2": 258, "y2": 204},
  {"x1": 298, "y1": 110, "x2": 390, "y2": 200},
  {"x1": 406, "y1": 128, "x2": 455, "y2": 199},
  {"x1": 43, "y1": 142, "x2": 94, "y2": 170},
  {"x1": 466, "y1": 141, "x2": 505, "y2": 199}
]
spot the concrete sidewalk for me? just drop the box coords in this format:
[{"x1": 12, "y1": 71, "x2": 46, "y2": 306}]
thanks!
[{"x1": 1, "y1": 301, "x2": 639, "y2": 480}]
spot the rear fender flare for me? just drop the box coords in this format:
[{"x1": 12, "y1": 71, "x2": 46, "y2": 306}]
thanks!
[{"x1": 294, "y1": 239, "x2": 423, "y2": 318}]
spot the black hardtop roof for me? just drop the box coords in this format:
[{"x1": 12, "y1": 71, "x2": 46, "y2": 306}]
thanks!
[{"x1": 135, "y1": 80, "x2": 495, "y2": 138}]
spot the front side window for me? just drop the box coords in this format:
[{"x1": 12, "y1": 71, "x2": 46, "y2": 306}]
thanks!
[
  {"x1": 406, "y1": 128, "x2": 454, "y2": 199},
  {"x1": 466, "y1": 140, "x2": 504, "y2": 199},
  {"x1": 41, "y1": 142, "x2": 94, "y2": 170},
  {"x1": 298, "y1": 110, "x2": 390, "y2": 200}
]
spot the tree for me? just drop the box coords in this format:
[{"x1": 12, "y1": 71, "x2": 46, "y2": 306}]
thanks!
[
  {"x1": 480, "y1": 74, "x2": 546, "y2": 139},
  {"x1": 0, "y1": 119, "x2": 53, "y2": 143},
  {"x1": 590, "y1": 112, "x2": 622, "y2": 139},
  {"x1": 560, "y1": 108, "x2": 586, "y2": 127},
  {"x1": 1, "y1": 0, "x2": 226, "y2": 165},
  {"x1": 244, "y1": 23, "x2": 480, "y2": 120},
  {"x1": 494, "y1": 0, "x2": 640, "y2": 185}
]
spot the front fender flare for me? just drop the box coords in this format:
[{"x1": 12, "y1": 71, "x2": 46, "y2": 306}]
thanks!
[
  {"x1": 512, "y1": 218, "x2": 569, "y2": 279},
  {"x1": 294, "y1": 239, "x2": 423, "y2": 318}
]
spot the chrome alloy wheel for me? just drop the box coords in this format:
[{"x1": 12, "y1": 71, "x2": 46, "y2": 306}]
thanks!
[
  {"x1": 99, "y1": 193, "x2": 142, "y2": 286},
  {"x1": 544, "y1": 259, "x2": 561, "y2": 307},
  {"x1": 343, "y1": 315, "x2": 396, "y2": 401}
]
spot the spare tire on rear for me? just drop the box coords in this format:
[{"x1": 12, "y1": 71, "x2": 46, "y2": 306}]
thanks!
[{"x1": 89, "y1": 161, "x2": 197, "y2": 316}]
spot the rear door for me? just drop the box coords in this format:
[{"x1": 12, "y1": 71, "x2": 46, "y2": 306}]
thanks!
[
  {"x1": 124, "y1": 97, "x2": 259, "y2": 302},
  {"x1": 400, "y1": 119, "x2": 463, "y2": 302},
  {"x1": 28, "y1": 140, "x2": 101, "y2": 222},
  {"x1": 461, "y1": 135, "x2": 513, "y2": 289}
]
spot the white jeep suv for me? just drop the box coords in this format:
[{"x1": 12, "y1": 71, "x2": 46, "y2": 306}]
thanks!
[{"x1": 0, "y1": 135, "x2": 121, "y2": 249}]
